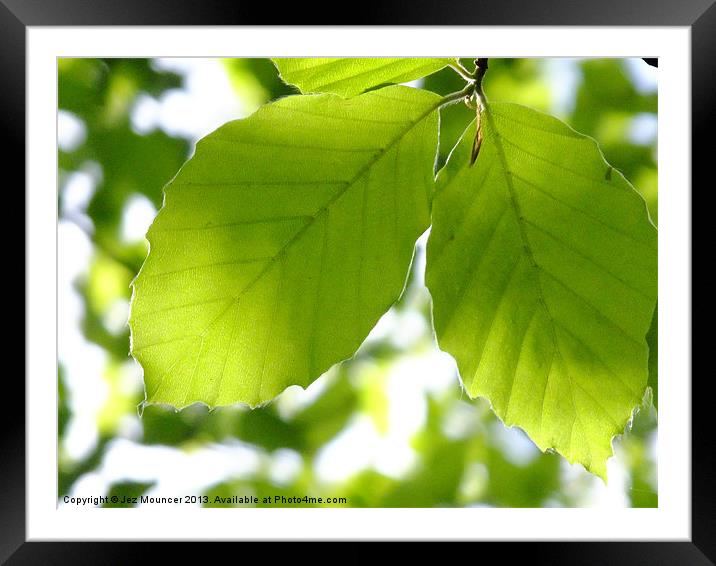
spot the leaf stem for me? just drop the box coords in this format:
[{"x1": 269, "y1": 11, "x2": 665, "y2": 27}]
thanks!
[
  {"x1": 448, "y1": 60, "x2": 475, "y2": 82},
  {"x1": 439, "y1": 83, "x2": 476, "y2": 108},
  {"x1": 442, "y1": 58, "x2": 489, "y2": 110},
  {"x1": 474, "y1": 58, "x2": 489, "y2": 108}
]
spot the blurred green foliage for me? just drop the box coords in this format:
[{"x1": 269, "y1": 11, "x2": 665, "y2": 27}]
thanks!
[{"x1": 58, "y1": 58, "x2": 657, "y2": 509}]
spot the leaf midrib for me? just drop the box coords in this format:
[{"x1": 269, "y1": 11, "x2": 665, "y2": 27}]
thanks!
[
  {"x1": 317, "y1": 59, "x2": 447, "y2": 94},
  {"x1": 480, "y1": 104, "x2": 583, "y2": 450},
  {"x1": 483, "y1": 106, "x2": 641, "y2": 462},
  {"x1": 149, "y1": 96, "x2": 441, "y2": 348}
]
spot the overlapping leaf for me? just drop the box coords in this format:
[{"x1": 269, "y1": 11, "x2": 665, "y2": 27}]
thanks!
[
  {"x1": 130, "y1": 85, "x2": 440, "y2": 408},
  {"x1": 273, "y1": 58, "x2": 453, "y2": 97},
  {"x1": 426, "y1": 103, "x2": 657, "y2": 478}
]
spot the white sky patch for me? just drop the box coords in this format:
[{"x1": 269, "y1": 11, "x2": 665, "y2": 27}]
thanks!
[
  {"x1": 61, "y1": 472, "x2": 106, "y2": 507},
  {"x1": 120, "y1": 193, "x2": 157, "y2": 243},
  {"x1": 363, "y1": 310, "x2": 398, "y2": 346},
  {"x1": 413, "y1": 230, "x2": 428, "y2": 286},
  {"x1": 629, "y1": 113, "x2": 658, "y2": 145},
  {"x1": 599, "y1": 458, "x2": 630, "y2": 508},
  {"x1": 68, "y1": 438, "x2": 264, "y2": 506},
  {"x1": 625, "y1": 58, "x2": 658, "y2": 93},
  {"x1": 274, "y1": 366, "x2": 338, "y2": 420},
  {"x1": 103, "y1": 298, "x2": 130, "y2": 336},
  {"x1": 314, "y1": 416, "x2": 380, "y2": 483},
  {"x1": 371, "y1": 357, "x2": 431, "y2": 477},
  {"x1": 488, "y1": 420, "x2": 541, "y2": 466},
  {"x1": 402, "y1": 78, "x2": 425, "y2": 89},
  {"x1": 546, "y1": 58, "x2": 657, "y2": 120},
  {"x1": 363, "y1": 233, "x2": 431, "y2": 350},
  {"x1": 58, "y1": 221, "x2": 109, "y2": 461},
  {"x1": 388, "y1": 310, "x2": 428, "y2": 350},
  {"x1": 545, "y1": 58, "x2": 581, "y2": 118},
  {"x1": 441, "y1": 400, "x2": 483, "y2": 440},
  {"x1": 558, "y1": 456, "x2": 630, "y2": 508},
  {"x1": 115, "y1": 413, "x2": 143, "y2": 443},
  {"x1": 117, "y1": 360, "x2": 144, "y2": 398},
  {"x1": 268, "y1": 449, "x2": 304, "y2": 486},
  {"x1": 60, "y1": 169, "x2": 97, "y2": 217},
  {"x1": 314, "y1": 349, "x2": 458, "y2": 483},
  {"x1": 130, "y1": 58, "x2": 249, "y2": 144},
  {"x1": 373, "y1": 437, "x2": 418, "y2": 478},
  {"x1": 385, "y1": 357, "x2": 429, "y2": 437},
  {"x1": 129, "y1": 94, "x2": 160, "y2": 136},
  {"x1": 58, "y1": 109, "x2": 87, "y2": 152},
  {"x1": 412, "y1": 349, "x2": 459, "y2": 395}
]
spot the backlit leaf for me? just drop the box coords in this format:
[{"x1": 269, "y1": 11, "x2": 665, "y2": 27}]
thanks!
[
  {"x1": 130, "y1": 85, "x2": 440, "y2": 408},
  {"x1": 273, "y1": 58, "x2": 453, "y2": 97},
  {"x1": 426, "y1": 102, "x2": 657, "y2": 478}
]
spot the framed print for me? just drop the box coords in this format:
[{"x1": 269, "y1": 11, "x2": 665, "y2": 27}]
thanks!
[{"x1": 9, "y1": 0, "x2": 706, "y2": 561}]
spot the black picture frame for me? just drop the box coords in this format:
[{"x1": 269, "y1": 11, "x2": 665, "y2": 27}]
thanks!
[{"x1": 7, "y1": 1, "x2": 704, "y2": 562}]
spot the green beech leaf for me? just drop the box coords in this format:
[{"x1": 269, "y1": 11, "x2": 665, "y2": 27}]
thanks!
[
  {"x1": 646, "y1": 306, "x2": 658, "y2": 409},
  {"x1": 426, "y1": 103, "x2": 657, "y2": 479},
  {"x1": 273, "y1": 58, "x2": 454, "y2": 97},
  {"x1": 130, "y1": 85, "x2": 440, "y2": 409}
]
